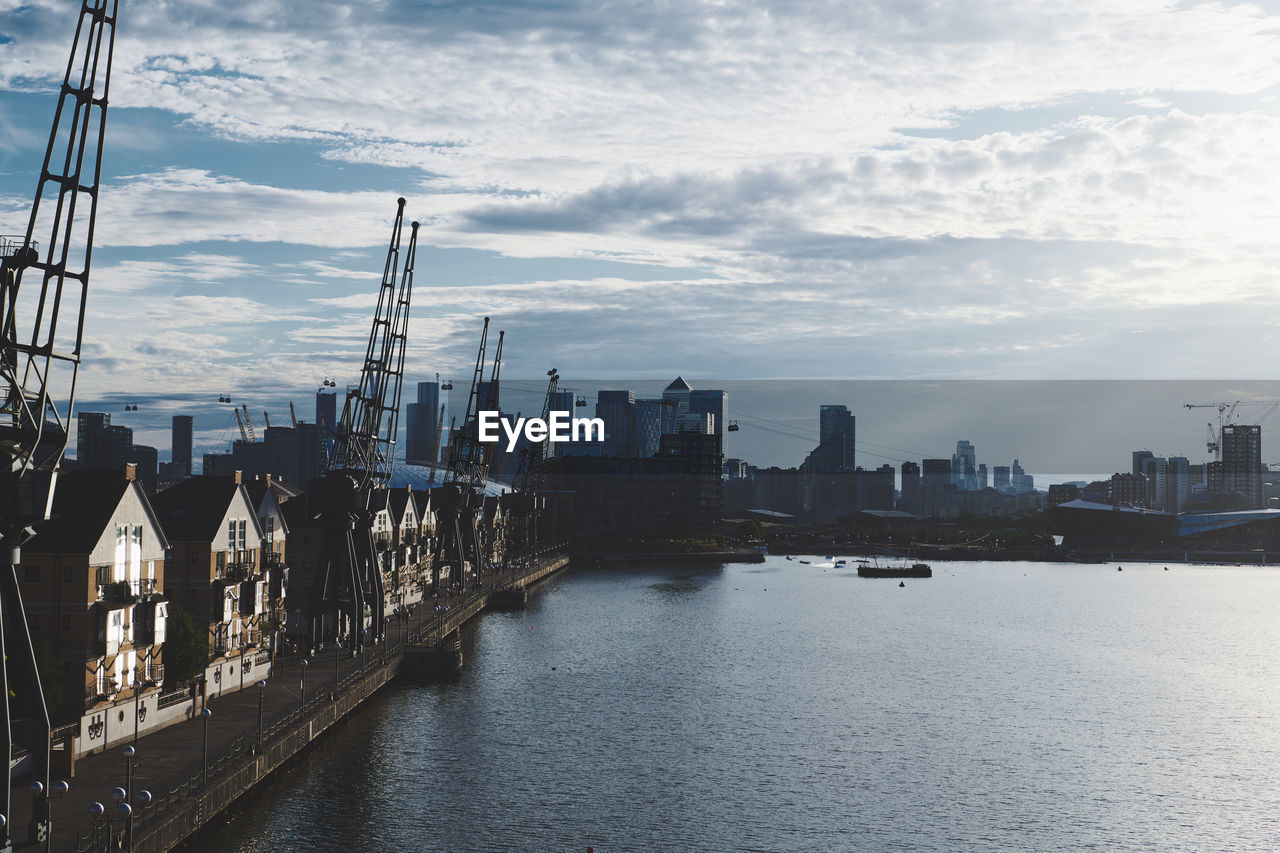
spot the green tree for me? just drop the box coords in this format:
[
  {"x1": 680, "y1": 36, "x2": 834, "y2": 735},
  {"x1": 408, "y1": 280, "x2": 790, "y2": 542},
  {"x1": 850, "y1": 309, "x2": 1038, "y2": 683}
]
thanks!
[
  {"x1": 738, "y1": 519, "x2": 766, "y2": 540},
  {"x1": 163, "y1": 604, "x2": 206, "y2": 687}
]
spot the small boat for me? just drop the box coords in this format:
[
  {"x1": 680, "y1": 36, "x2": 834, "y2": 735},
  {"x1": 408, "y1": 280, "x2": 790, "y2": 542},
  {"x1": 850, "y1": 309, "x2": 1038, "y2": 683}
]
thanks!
[
  {"x1": 785, "y1": 556, "x2": 793, "y2": 561},
  {"x1": 799, "y1": 559, "x2": 811, "y2": 565},
  {"x1": 856, "y1": 557, "x2": 931, "y2": 579}
]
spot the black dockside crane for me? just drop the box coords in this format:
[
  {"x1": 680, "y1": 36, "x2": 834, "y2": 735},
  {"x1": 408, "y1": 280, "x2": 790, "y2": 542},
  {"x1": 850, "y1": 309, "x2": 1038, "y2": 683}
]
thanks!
[
  {"x1": 0, "y1": 0, "x2": 119, "y2": 845},
  {"x1": 309, "y1": 199, "x2": 417, "y2": 655}
]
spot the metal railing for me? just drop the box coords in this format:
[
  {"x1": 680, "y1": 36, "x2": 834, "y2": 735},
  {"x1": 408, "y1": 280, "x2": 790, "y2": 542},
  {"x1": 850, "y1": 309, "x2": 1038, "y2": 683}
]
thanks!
[{"x1": 71, "y1": 547, "x2": 571, "y2": 853}]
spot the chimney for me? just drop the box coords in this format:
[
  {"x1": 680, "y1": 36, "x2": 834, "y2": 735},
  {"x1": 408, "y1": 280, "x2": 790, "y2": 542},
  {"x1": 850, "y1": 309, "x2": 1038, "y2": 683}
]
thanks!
[
  {"x1": 234, "y1": 469, "x2": 242, "y2": 485},
  {"x1": 125, "y1": 462, "x2": 136, "y2": 482}
]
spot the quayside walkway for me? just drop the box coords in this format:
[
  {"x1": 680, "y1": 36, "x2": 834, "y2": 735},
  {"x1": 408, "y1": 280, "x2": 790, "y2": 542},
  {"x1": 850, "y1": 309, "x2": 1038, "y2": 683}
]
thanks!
[{"x1": 8, "y1": 550, "x2": 570, "y2": 853}]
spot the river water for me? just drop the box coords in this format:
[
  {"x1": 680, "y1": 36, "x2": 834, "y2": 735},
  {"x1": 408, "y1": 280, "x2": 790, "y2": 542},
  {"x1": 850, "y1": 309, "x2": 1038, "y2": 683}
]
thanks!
[{"x1": 185, "y1": 557, "x2": 1280, "y2": 851}]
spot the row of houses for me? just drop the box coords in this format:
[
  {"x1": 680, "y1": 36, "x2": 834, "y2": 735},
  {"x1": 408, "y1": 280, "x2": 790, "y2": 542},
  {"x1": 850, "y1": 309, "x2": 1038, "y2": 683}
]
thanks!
[{"x1": 18, "y1": 464, "x2": 525, "y2": 757}]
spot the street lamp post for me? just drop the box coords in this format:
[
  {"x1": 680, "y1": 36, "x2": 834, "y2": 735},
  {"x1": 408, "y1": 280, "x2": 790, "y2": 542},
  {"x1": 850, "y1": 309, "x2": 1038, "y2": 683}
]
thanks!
[
  {"x1": 42, "y1": 780, "x2": 67, "y2": 853},
  {"x1": 88, "y1": 802, "x2": 105, "y2": 850},
  {"x1": 136, "y1": 790, "x2": 151, "y2": 832},
  {"x1": 123, "y1": 745, "x2": 136, "y2": 851},
  {"x1": 116, "y1": 803, "x2": 132, "y2": 851},
  {"x1": 255, "y1": 679, "x2": 267, "y2": 753},
  {"x1": 299, "y1": 658, "x2": 308, "y2": 705},
  {"x1": 333, "y1": 640, "x2": 340, "y2": 697},
  {"x1": 200, "y1": 708, "x2": 212, "y2": 789},
  {"x1": 110, "y1": 787, "x2": 128, "y2": 853}
]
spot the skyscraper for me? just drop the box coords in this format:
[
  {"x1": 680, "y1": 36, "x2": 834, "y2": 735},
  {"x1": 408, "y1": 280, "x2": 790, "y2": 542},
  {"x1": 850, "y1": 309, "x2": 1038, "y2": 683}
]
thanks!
[
  {"x1": 953, "y1": 440, "x2": 977, "y2": 490},
  {"x1": 1220, "y1": 424, "x2": 1263, "y2": 508},
  {"x1": 596, "y1": 390, "x2": 638, "y2": 457},
  {"x1": 661, "y1": 377, "x2": 693, "y2": 433},
  {"x1": 172, "y1": 415, "x2": 193, "y2": 477},
  {"x1": 405, "y1": 380, "x2": 442, "y2": 467},
  {"x1": 900, "y1": 460, "x2": 922, "y2": 514},
  {"x1": 316, "y1": 390, "x2": 337, "y2": 458},
  {"x1": 690, "y1": 389, "x2": 728, "y2": 436},
  {"x1": 636, "y1": 399, "x2": 663, "y2": 458},
  {"x1": 809, "y1": 405, "x2": 855, "y2": 472}
]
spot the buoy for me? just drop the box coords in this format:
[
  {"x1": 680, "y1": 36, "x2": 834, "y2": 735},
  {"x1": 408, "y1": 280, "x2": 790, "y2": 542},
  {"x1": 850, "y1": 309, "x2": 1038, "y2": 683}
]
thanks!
[
  {"x1": 551, "y1": 666, "x2": 556, "y2": 671},
  {"x1": 898, "y1": 581, "x2": 905, "y2": 588},
  {"x1": 1117, "y1": 566, "x2": 1123, "y2": 572},
  {"x1": 1164, "y1": 566, "x2": 1168, "y2": 571}
]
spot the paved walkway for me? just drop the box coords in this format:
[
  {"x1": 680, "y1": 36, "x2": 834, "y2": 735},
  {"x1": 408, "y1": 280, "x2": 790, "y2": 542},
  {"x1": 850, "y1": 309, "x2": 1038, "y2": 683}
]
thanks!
[
  {"x1": 9, "y1": 607, "x2": 444, "y2": 852},
  {"x1": 4, "y1": 550, "x2": 569, "y2": 852}
]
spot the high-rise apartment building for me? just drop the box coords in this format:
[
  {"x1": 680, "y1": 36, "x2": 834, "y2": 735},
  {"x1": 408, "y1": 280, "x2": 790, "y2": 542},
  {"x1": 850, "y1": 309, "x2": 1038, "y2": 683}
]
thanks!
[
  {"x1": 172, "y1": 415, "x2": 194, "y2": 477},
  {"x1": 404, "y1": 380, "x2": 443, "y2": 467},
  {"x1": 1220, "y1": 424, "x2": 1263, "y2": 508}
]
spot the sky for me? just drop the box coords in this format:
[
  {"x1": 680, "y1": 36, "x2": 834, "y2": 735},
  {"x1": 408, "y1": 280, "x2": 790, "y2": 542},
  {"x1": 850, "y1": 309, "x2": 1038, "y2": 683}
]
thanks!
[{"x1": 4, "y1": 0, "x2": 1280, "y2": 469}]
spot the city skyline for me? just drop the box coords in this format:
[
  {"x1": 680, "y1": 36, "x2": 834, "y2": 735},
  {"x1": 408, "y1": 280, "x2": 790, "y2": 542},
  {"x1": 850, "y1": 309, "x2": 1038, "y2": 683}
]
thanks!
[
  {"x1": 5, "y1": 1, "x2": 1280, "y2": 415},
  {"x1": 68, "y1": 379, "x2": 1280, "y2": 486}
]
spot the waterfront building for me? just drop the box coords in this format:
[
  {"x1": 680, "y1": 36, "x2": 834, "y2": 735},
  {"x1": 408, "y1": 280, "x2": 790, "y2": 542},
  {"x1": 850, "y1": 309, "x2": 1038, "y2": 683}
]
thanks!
[
  {"x1": 152, "y1": 473, "x2": 272, "y2": 701},
  {"x1": 242, "y1": 474, "x2": 296, "y2": 657},
  {"x1": 388, "y1": 488, "x2": 429, "y2": 609},
  {"x1": 539, "y1": 431, "x2": 723, "y2": 535},
  {"x1": 20, "y1": 465, "x2": 171, "y2": 754},
  {"x1": 1109, "y1": 472, "x2": 1147, "y2": 507},
  {"x1": 1132, "y1": 449, "x2": 1155, "y2": 477},
  {"x1": 752, "y1": 467, "x2": 804, "y2": 516}
]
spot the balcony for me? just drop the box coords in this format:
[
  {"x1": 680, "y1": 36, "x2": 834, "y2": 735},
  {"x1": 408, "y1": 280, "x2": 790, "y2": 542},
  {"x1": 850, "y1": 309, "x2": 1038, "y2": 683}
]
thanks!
[
  {"x1": 86, "y1": 678, "x2": 120, "y2": 704},
  {"x1": 218, "y1": 550, "x2": 257, "y2": 582}
]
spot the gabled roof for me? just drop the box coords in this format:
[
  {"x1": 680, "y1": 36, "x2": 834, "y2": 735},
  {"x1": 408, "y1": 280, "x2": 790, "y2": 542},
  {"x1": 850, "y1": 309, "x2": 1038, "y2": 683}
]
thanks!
[
  {"x1": 27, "y1": 470, "x2": 161, "y2": 555},
  {"x1": 388, "y1": 487, "x2": 417, "y2": 524},
  {"x1": 665, "y1": 376, "x2": 693, "y2": 392},
  {"x1": 243, "y1": 478, "x2": 290, "y2": 536},
  {"x1": 151, "y1": 476, "x2": 244, "y2": 542}
]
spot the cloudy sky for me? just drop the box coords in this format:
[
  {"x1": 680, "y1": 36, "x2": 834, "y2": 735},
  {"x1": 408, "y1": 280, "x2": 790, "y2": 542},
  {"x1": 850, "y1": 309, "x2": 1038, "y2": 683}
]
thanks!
[{"x1": 3, "y1": 0, "x2": 1280, "y2": 466}]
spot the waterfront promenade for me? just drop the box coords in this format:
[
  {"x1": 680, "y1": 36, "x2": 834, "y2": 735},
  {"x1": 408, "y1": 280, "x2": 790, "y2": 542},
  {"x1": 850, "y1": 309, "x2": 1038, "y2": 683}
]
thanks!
[{"x1": 7, "y1": 551, "x2": 570, "y2": 853}]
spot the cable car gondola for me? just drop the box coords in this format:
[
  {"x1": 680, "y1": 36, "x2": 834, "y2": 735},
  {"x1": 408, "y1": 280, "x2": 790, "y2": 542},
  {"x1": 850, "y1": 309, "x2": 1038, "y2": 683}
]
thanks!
[{"x1": 727, "y1": 420, "x2": 740, "y2": 432}]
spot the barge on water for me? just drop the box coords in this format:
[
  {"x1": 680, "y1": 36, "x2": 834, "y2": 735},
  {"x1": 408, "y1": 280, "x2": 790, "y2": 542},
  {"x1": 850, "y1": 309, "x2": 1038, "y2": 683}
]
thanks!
[{"x1": 856, "y1": 558, "x2": 932, "y2": 578}]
